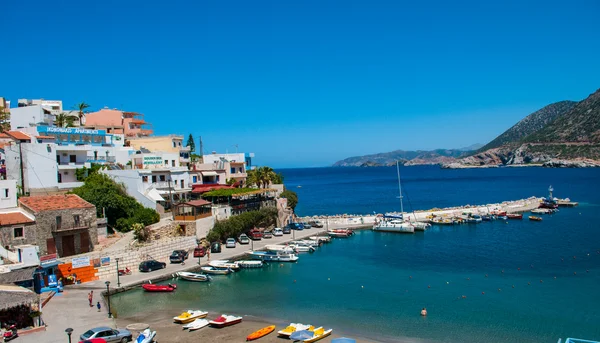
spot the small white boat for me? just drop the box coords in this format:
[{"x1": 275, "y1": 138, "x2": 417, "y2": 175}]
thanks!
[
  {"x1": 327, "y1": 228, "x2": 353, "y2": 237},
  {"x1": 410, "y1": 222, "x2": 431, "y2": 231},
  {"x1": 201, "y1": 266, "x2": 233, "y2": 275},
  {"x1": 236, "y1": 260, "x2": 263, "y2": 268},
  {"x1": 183, "y1": 318, "x2": 210, "y2": 331},
  {"x1": 293, "y1": 239, "x2": 321, "y2": 247},
  {"x1": 289, "y1": 244, "x2": 316, "y2": 253},
  {"x1": 247, "y1": 250, "x2": 299, "y2": 262},
  {"x1": 209, "y1": 260, "x2": 240, "y2": 270},
  {"x1": 265, "y1": 244, "x2": 297, "y2": 253},
  {"x1": 373, "y1": 219, "x2": 415, "y2": 233},
  {"x1": 309, "y1": 236, "x2": 331, "y2": 243},
  {"x1": 209, "y1": 314, "x2": 243, "y2": 328},
  {"x1": 177, "y1": 271, "x2": 211, "y2": 282}
]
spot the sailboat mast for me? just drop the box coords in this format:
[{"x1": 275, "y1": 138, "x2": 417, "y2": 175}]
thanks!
[{"x1": 397, "y1": 161, "x2": 404, "y2": 214}]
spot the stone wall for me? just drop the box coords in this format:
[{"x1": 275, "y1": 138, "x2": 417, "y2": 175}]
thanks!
[
  {"x1": 58, "y1": 235, "x2": 198, "y2": 281},
  {"x1": 0, "y1": 223, "x2": 38, "y2": 250},
  {"x1": 33, "y1": 207, "x2": 98, "y2": 256}
]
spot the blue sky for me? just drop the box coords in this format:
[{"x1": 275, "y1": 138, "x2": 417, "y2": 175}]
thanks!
[{"x1": 2, "y1": 0, "x2": 599, "y2": 168}]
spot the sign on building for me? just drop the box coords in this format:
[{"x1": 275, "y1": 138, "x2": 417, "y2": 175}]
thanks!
[
  {"x1": 71, "y1": 256, "x2": 90, "y2": 269},
  {"x1": 143, "y1": 156, "x2": 163, "y2": 165}
]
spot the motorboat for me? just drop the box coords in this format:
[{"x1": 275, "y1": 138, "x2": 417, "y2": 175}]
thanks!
[
  {"x1": 327, "y1": 228, "x2": 353, "y2": 237},
  {"x1": 309, "y1": 236, "x2": 331, "y2": 243},
  {"x1": 291, "y1": 327, "x2": 333, "y2": 343},
  {"x1": 246, "y1": 325, "x2": 276, "y2": 341},
  {"x1": 177, "y1": 271, "x2": 211, "y2": 282},
  {"x1": 136, "y1": 328, "x2": 156, "y2": 343},
  {"x1": 410, "y1": 222, "x2": 431, "y2": 231},
  {"x1": 265, "y1": 244, "x2": 297, "y2": 253},
  {"x1": 293, "y1": 239, "x2": 321, "y2": 247},
  {"x1": 201, "y1": 266, "x2": 233, "y2": 275},
  {"x1": 289, "y1": 244, "x2": 315, "y2": 253},
  {"x1": 183, "y1": 318, "x2": 209, "y2": 331},
  {"x1": 173, "y1": 310, "x2": 208, "y2": 324},
  {"x1": 236, "y1": 260, "x2": 263, "y2": 268},
  {"x1": 529, "y1": 216, "x2": 543, "y2": 221},
  {"x1": 465, "y1": 215, "x2": 482, "y2": 223},
  {"x1": 373, "y1": 217, "x2": 415, "y2": 233},
  {"x1": 209, "y1": 260, "x2": 240, "y2": 270},
  {"x1": 247, "y1": 250, "x2": 299, "y2": 262},
  {"x1": 430, "y1": 217, "x2": 454, "y2": 225},
  {"x1": 142, "y1": 283, "x2": 176, "y2": 292},
  {"x1": 209, "y1": 314, "x2": 243, "y2": 328},
  {"x1": 507, "y1": 213, "x2": 523, "y2": 220},
  {"x1": 278, "y1": 323, "x2": 314, "y2": 338}
]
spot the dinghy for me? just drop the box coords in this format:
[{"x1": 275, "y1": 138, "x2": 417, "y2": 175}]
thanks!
[
  {"x1": 201, "y1": 266, "x2": 233, "y2": 275},
  {"x1": 246, "y1": 325, "x2": 276, "y2": 341},
  {"x1": 183, "y1": 318, "x2": 209, "y2": 331},
  {"x1": 177, "y1": 271, "x2": 211, "y2": 282},
  {"x1": 209, "y1": 314, "x2": 243, "y2": 328},
  {"x1": 142, "y1": 283, "x2": 176, "y2": 292},
  {"x1": 173, "y1": 310, "x2": 208, "y2": 324}
]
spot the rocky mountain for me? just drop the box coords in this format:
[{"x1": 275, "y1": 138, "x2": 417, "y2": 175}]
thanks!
[
  {"x1": 333, "y1": 148, "x2": 474, "y2": 167},
  {"x1": 446, "y1": 88, "x2": 600, "y2": 168}
]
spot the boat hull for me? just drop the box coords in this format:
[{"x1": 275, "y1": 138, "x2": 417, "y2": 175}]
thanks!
[
  {"x1": 246, "y1": 325, "x2": 276, "y2": 341},
  {"x1": 177, "y1": 272, "x2": 210, "y2": 282},
  {"x1": 142, "y1": 284, "x2": 176, "y2": 292},
  {"x1": 209, "y1": 318, "x2": 243, "y2": 328},
  {"x1": 304, "y1": 329, "x2": 333, "y2": 343},
  {"x1": 201, "y1": 266, "x2": 232, "y2": 275}
]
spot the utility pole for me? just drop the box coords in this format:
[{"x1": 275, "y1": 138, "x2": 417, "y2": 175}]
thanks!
[
  {"x1": 199, "y1": 136, "x2": 204, "y2": 164},
  {"x1": 18, "y1": 142, "x2": 25, "y2": 193},
  {"x1": 168, "y1": 176, "x2": 174, "y2": 210}
]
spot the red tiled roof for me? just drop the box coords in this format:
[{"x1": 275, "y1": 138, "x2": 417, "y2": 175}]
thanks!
[
  {"x1": 185, "y1": 199, "x2": 212, "y2": 207},
  {"x1": 19, "y1": 194, "x2": 95, "y2": 213},
  {"x1": 6, "y1": 131, "x2": 31, "y2": 141},
  {"x1": 0, "y1": 212, "x2": 35, "y2": 226},
  {"x1": 0, "y1": 133, "x2": 10, "y2": 138},
  {"x1": 191, "y1": 184, "x2": 233, "y2": 194}
]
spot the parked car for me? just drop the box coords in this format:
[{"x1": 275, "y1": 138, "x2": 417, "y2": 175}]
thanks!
[
  {"x1": 263, "y1": 230, "x2": 273, "y2": 239},
  {"x1": 301, "y1": 222, "x2": 312, "y2": 229},
  {"x1": 238, "y1": 234, "x2": 250, "y2": 245},
  {"x1": 139, "y1": 259, "x2": 166, "y2": 272},
  {"x1": 211, "y1": 242, "x2": 222, "y2": 253},
  {"x1": 169, "y1": 249, "x2": 189, "y2": 263},
  {"x1": 282, "y1": 226, "x2": 291, "y2": 234},
  {"x1": 308, "y1": 220, "x2": 324, "y2": 228},
  {"x1": 193, "y1": 245, "x2": 206, "y2": 258},
  {"x1": 248, "y1": 229, "x2": 263, "y2": 240},
  {"x1": 226, "y1": 238, "x2": 236, "y2": 248},
  {"x1": 285, "y1": 223, "x2": 303, "y2": 231},
  {"x1": 80, "y1": 339, "x2": 107, "y2": 343},
  {"x1": 80, "y1": 326, "x2": 132, "y2": 343},
  {"x1": 272, "y1": 228, "x2": 284, "y2": 236}
]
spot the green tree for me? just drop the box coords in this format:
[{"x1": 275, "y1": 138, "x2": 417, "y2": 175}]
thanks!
[
  {"x1": 280, "y1": 190, "x2": 298, "y2": 211},
  {"x1": 272, "y1": 172, "x2": 284, "y2": 184},
  {"x1": 186, "y1": 134, "x2": 196, "y2": 153},
  {"x1": 246, "y1": 169, "x2": 259, "y2": 188},
  {"x1": 206, "y1": 208, "x2": 278, "y2": 242},
  {"x1": 54, "y1": 112, "x2": 68, "y2": 128},
  {"x1": 0, "y1": 107, "x2": 10, "y2": 132},
  {"x1": 65, "y1": 116, "x2": 76, "y2": 127},
  {"x1": 75, "y1": 102, "x2": 90, "y2": 126}
]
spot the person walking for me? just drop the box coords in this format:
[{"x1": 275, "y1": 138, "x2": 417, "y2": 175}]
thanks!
[
  {"x1": 96, "y1": 301, "x2": 101, "y2": 312},
  {"x1": 88, "y1": 291, "x2": 93, "y2": 307}
]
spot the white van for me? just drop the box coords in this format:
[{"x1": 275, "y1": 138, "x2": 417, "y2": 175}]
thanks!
[{"x1": 272, "y1": 228, "x2": 283, "y2": 236}]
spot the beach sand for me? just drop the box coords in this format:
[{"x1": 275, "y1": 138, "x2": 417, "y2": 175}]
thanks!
[{"x1": 116, "y1": 311, "x2": 390, "y2": 343}]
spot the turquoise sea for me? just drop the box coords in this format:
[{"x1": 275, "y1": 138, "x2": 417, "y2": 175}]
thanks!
[{"x1": 113, "y1": 166, "x2": 600, "y2": 342}]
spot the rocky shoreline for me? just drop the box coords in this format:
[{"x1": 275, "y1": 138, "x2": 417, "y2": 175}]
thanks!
[{"x1": 441, "y1": 158, "x2": 600, "y2": 169}]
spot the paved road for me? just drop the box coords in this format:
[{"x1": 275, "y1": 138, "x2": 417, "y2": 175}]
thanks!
[{"x1": 20, "y1": 224, "x2": 367, "y2": 343}]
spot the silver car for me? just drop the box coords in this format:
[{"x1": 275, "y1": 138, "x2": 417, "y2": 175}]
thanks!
[
  {"x1": 80, "y1": 326, "x2": 132, "y2": 343},
  {"x1": 226, "y1": 237, "x2": 237, "y2": 248}
]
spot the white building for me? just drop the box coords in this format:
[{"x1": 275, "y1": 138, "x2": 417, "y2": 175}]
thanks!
[
  {"x1": 17, "y1": 99, "x2": 63, "y2": 116},
  {"x1": 9, "y1": 105, "x2": 54, "y2": 130}
]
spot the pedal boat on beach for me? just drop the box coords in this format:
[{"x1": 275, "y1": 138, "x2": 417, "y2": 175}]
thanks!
[
  {"x1": 246, "y1": 325, "x2": 276, "y2": 341},
  {"x1": 177, "y1": 271, "x2": 211, "y2": 282},
  {"x1": 182, "y1": 318, "x2": 209, "y2": 331},
  {"x1": 278, "y1": 323, "x2": 314, "y2": 338},
  {"x1": 209, "y1": 314, "x2": 243, "y2": 328},
  {"x1": 201, "y1": 266, "x2": 233, "y2": 275},
  {"x1": 173, "y1": 310, "x2": 208, "y2": 324},
  {"x1": 529, "y1": 216, "x2": 543, "y2": 221},
  {"x1": 290, "y1": 327, "x2": 333, "y2": 343},
  {"x1": 142, "y1": 283, "x2": 177, "y2": 292},
  {"x1": 135, "y1": 328, "x2": 156, "y2": 343}
]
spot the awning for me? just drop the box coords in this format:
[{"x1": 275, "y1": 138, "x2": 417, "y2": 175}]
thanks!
[
  {"x1": 200, "y1": 171, "x2": 218, "y2": 176},
  {"x1": 0, "y1": 285, "x2": 38, "y2": 311},
  {"x1": 145, "y1": 188, "x2": 165, "y2": 202},
  {"x1": 0, "y1": 267, "x2": 36, "y2": 284}
]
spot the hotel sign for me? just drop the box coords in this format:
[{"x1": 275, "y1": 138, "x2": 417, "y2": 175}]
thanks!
[
  {"x1": 143, "y1": 156, "x2": 163, "y2": 165},
  {"x1": 45, "y1": 127, "x2": 100, "y2": 135}
]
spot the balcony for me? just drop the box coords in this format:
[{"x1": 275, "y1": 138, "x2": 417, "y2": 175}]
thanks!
[
  {"x1": 57, "y1": 181, "x2": 84, "y2": 189},
  {"x1": 58, "y1": 162, "x2": 91, "y2": 169},
  {"x1": 231, "y1": 172, "x2": 247, "y2": 178},
  {"x1": 87, "y1": 156, "x2": 116, "y2": 163},
  {"x1": 51, "y1": 220, "x2": 91, "y2": 232},
  {"x1": 152, "y1": 181, "x2": 172, "y2": 189},
  {"x1": 55, "y1": 144, "x2": 91, "y2": 151}
]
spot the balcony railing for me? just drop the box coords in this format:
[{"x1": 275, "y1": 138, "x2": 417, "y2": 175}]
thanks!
[
  {"x1": 51, "y1": 220, "x2": 91, "y2": 232},
  {"x1": 87, "y1": 156, "x2": 116, "y2": 163}
]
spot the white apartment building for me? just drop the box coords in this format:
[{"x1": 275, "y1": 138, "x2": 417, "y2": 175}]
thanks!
[
  {"x1": 10, "y1": 105, "x2": 54, "y2": 130},
  {"x1": 17, "y1": 99, "x2": 63, "y2": 116}
]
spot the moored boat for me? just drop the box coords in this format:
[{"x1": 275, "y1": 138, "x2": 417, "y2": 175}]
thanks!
[
  {"x1": 247, "y1": 250, "x2": 299, "y2": 262},
  {"x1": 201, "y1": 266, "x2": 233, "y2": 275},
  {"x1": 209, "y1": 260, "x2": 240, "y2": 270},
  {"x1": 327, "y1": 228, "x2": 353, "y2": 237},
  {"x1": 289, "y1": 244, "x2": 316, "y2": 253},
  {"x1": 177, "y1": 271, "x2": 211, "y2": 282},
  {"x1": 529, "y1": 216, "x2": 543, "y2": 221},
  {"x1": 373, "y1": 218, "x2": 415, "y2": 233},
  {"x1": 237, "y1": 260, "x2": 264, "y2": 268},
  {"x1": 265, "y1": 244, "x2": 297, "y2": 253},
  {"x1": 209, "y1": 314, "x2": 243, "y2": 328},
  {"x1": 142, "y1": 283, "x2": 177, "y2": 292},
  {"x1": 173, "y1": 310, "x2": 208, "y2": 324},
  {"x1": 246, "y1": 325, "x2": 276, "y2": 341},
  {"x1": 309, "y1": 236, "x2": 331, "y2": 243},
  {"x1": 507, "y1": 213, "x2": 523, "y2": 220},
  {"x1": 465, "y1": 214, "x2": 483, "y2": 223}
]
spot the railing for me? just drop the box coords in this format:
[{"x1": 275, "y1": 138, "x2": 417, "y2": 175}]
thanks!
[
  {"x1": 51, "y1": 220, "x2": 91, "y2": 232},
  {"x1": 87, "y1": 156, "x2": 116, "y2": 163}
]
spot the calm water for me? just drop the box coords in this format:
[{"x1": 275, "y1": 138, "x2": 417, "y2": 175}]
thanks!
[{"x1": 113, "y1": 166, "x2": 600, "y2": 342}]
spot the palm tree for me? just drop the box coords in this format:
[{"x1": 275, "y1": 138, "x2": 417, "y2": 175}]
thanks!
[
  {"x1": 54, "y1": 112, "x2": 67, "y2": 127},
  {"x1": 259, "y1": 166, "x2": 277, "y2": 189},
  {"x1": 76, "y1": 102, "x2": 90, "y2": 126},
  {"x1": 245, "y1": 169, "x2": 259, "y2": 188}
]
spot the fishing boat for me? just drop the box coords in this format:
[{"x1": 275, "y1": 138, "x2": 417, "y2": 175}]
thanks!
[
  {"x1": 507, "y1": 213, "x2": 523, "y2": 220},
  {"x1": 295, "y1": 239, "x2": 322, "y2": 247},
  {"x1": 142, "y1": 283, "x2": 177, "y2": 292},
  {"x1": 289, "y1": 244, "x2": 316, "y2": 253},
  {"x1": 465, "y1": 214, "x2": 483, "y2": 223},
  {"x1": 177, "y1": 271, "x2": 211, "y2": 282},
  {"x1": 529, "y1": 216, "x2": 543, "y2": 221},
  {"x1": 236, "y1": 260, "x2": 264, "y2": 268},
  {"x1": 173, "y1": 310, "x2": 208, "y2": 323},
  {"x1": 278, "y1": 323, "x2": 313, "y2": 338},
  {"x1": 183, "y1": 318, "x2": 209, "y2": 331},
  {"x1": 201, "y1": 266, "x2": 233, "y2": 275},
  {"x1": 327, "y1": 228, "x2": 353, "y2": 237},
  {"x1": 246, "y1": 325, "x2": 276, "y2": 341},
  {"x1": 135, "y1": 328, "x2": 156, "y2": 343},
  {"x1": 309, "y1": 236, "x2": 331, "y2": 243},
  {"x1": 209, "y1": 260, "x2": 240, "y2": 270},
  {"x1": 265, "y1": 244, "x2": 297, "y2": 253},
  {"x1": 209, "y1": 314, "x2": 243, "y2": 328},
  {"x1": 291, "y1": 327, "x2": 333, "y2": 343},
  {"x1": 481, "y1": 215, "x2": 494, "y2": 221},
  {"x1": 430, "y1": 217, "x2": 454, "y2": 225},
  {"x1": 247, "y1": 250, "x2": 299, "y2": 262}
]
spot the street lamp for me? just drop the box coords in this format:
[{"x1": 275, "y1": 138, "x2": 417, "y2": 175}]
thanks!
[
  {"x1": 65, "y1": 327, "x2": 73, "y2": 343},
  {"x1": 196, "y1": 239, "x2": 202, "y2": 265},
  {"x1": 105, "y1": 281, "x2": 112, "y2": 318},
  {"x1": 115, "y1": 258, "x2": 121, "y2": 288}
]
